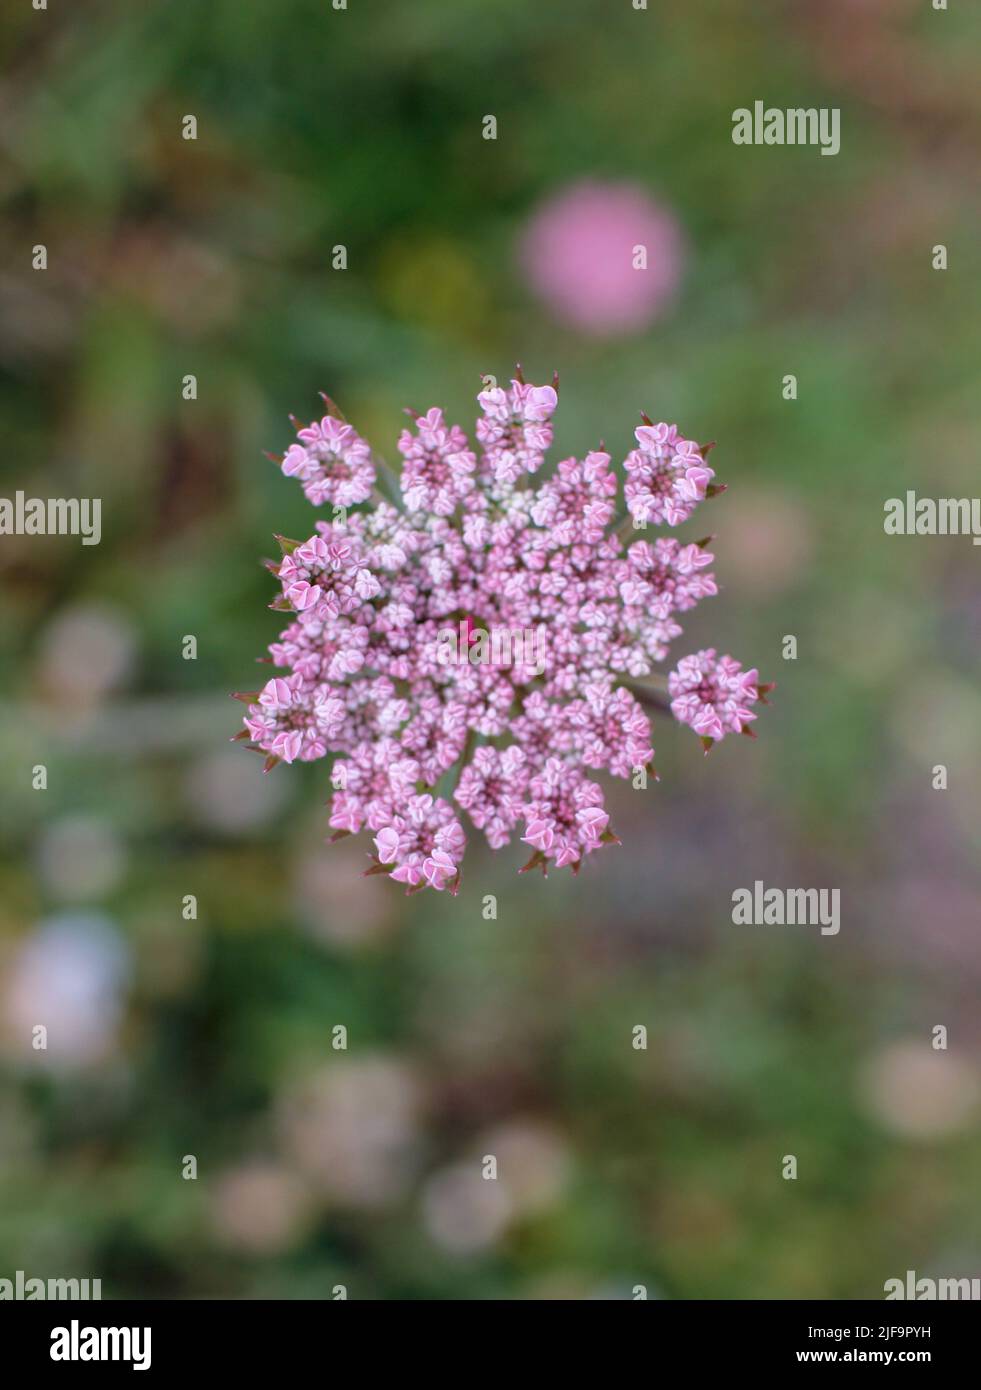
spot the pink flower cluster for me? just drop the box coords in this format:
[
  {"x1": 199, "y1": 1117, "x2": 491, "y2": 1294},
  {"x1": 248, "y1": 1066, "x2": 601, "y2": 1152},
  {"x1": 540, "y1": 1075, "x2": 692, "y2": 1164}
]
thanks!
[
  {"x1": 238, "y1": 375, "x2": 769, "y2": 893},
  {"x1": 281, "y1": 410, "x2": 375, "y2": 508},
  {"x1": 668, "y1": 650, "x2": 763, "y2": 744}
]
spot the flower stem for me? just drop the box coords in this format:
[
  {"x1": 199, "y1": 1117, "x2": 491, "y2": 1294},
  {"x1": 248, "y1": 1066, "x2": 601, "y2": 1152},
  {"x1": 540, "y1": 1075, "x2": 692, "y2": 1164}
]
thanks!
[{"x1": 622, "y1": 676, "x2": 672, "y2": 714}]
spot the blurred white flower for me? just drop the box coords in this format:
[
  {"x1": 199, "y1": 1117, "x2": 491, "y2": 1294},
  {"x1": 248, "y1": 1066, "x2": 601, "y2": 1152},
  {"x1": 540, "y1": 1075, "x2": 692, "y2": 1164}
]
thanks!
[
  {"x1": 36, "y1": 815, "x2": 125, "y2": 901},
  {"x1": 184, "y1": 747, "x2": 290, "y2": 833},
  {"x1": 37, "y1": 602, "x2": 137, "y2": 706},
  {"x1": 210, "y1": 1160, "x2": 311, "y2": 1254},
  {"x1": 858, "y1": 1040, "x2": 980, "y2": 1139},
  {"x1": 2, "y1": 913, "x2": 130, "y2": 1071},
  {"x1": 277, "y1": 1056, "x2": 423, "y2": 1208},
  {"x1": 421, "y1": 1162, "x2": 513, "y2": 1255},
  {"x1": 479, "y1": 1119, "x2": 570, "y2": 1216},
  {"x1": 293, "y1": 835, "x2": 393, "y2": 948}
]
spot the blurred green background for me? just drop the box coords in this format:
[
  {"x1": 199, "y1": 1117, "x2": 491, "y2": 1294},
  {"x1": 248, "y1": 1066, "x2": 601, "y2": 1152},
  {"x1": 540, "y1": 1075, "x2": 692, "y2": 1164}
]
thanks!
[{"x1": 1, "y1": 0, "x2": 980, "y2": 1299}]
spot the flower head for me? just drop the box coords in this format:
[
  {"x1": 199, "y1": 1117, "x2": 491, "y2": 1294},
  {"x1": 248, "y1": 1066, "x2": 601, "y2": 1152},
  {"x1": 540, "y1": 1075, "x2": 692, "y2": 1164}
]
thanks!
[{"x1": 239, "y1": 375, "x2": 768, "y2": 889}]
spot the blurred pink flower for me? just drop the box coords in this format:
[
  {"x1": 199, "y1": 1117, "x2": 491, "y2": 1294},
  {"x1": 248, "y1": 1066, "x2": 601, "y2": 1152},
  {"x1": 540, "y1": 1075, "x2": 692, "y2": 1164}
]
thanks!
[
  {"x1": 519, "y1": 180, "x2": 684, "y2": 335},
  {"x1": 712, "y1": 488, "x2": 813, "y2": 597}
]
